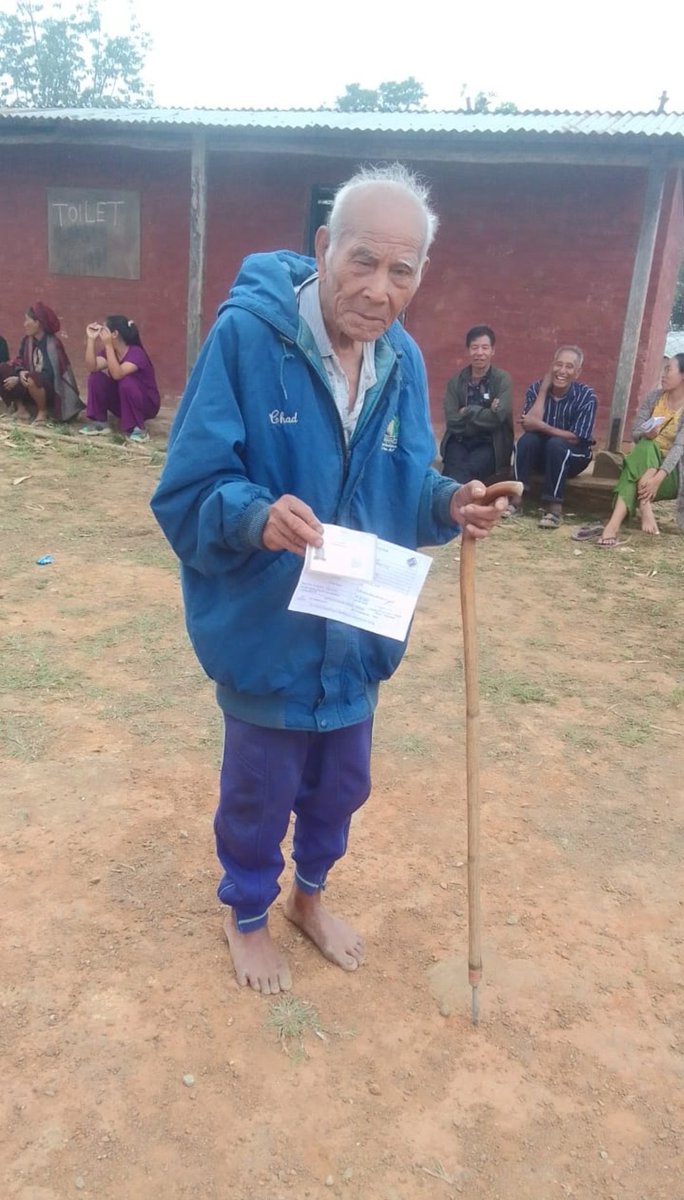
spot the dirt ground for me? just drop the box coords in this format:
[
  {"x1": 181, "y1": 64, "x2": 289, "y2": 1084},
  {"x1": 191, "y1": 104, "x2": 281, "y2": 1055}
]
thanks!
[{"x1": 1, "y1": 423, "x2": 683, "y2": 1200}]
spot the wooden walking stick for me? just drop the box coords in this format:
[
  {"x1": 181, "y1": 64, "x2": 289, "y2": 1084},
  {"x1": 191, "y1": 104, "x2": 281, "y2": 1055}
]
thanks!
[{"x1": 459, "y1": 479, "x2": 523, "y2": 1025}]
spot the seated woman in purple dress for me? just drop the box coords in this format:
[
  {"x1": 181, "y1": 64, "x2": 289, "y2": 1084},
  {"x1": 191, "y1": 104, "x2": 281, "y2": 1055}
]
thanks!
[
  {"x1": 81, "y1": 315, "x2": 160, "y2": 443},
  {"x1": 0, "y1": 302, "x2": 82, "y2": 424}
]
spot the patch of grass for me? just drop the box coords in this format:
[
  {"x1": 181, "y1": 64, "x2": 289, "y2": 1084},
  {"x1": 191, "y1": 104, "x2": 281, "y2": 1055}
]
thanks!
[
  {"x1": 481, "y1": 668, "x2": 550, "y2": 705},
  {"x1": 527, "y1": 633, "x2": 557, "y2": 650},
  {"x1": 0, "y1": 712, "x2": 49, "y2": 761},
  {"x1": 671, "y1": 687, "x2": 684, "y2": 708},
  {"x1": 420, "y1": 1160, "x2": 457, "y2": 1186},
  {"x1": 125, "y1": 542, "x2": 178, "y2": 570},
  {"x1": 650, "y1": 555, "x2": 684, "y2": 579},
  {"x1": 267, "y1": 995, "x2": 324, "y2": 1059},
  {"x1": 3, "y1": 426, "x2": 38, "y2": 458},
  {"x1": 391, "y1": 732, "x2": 431, "y2": 756},
  {"x1": 0, "y1": 635, "x2": 81, "y2": 695},
  {"x1": 83, "y1": 609, "x2": 177, "y2": 652},
  {"x1": 101, "y1": 692, "x2": 168, "y2": 721},
  {"x1": 563, "y1": 725, "x2": 599, "y2": 753},
  {"x1": 614, "y1": 718, "x2": 651, "y2": 748},
  {"x1": 58, "y1": 604, "x2": 94, "y2": 619}
]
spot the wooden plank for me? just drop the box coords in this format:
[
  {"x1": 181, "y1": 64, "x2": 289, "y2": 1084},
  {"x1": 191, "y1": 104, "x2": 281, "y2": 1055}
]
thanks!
[
  {"x1": 186, "y1": 130, "x2": 208, "y2": 378},
  {"x1": 607, "y1": 153, "x2": 668, "y2": 451}
]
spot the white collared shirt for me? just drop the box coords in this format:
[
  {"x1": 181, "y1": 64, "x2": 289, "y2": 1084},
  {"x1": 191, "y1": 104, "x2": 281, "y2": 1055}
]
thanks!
[{"x1": 297, "y1": 275, "x2": 377, "y2": 444}]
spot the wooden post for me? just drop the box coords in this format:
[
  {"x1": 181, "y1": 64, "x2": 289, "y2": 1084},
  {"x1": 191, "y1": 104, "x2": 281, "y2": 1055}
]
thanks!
[
  {"x1": 186, "y1": 130, "x2": 208, "y2": 378},
  {"x1": 607, "y1": 153, "x2": 668, "y2": 451}
]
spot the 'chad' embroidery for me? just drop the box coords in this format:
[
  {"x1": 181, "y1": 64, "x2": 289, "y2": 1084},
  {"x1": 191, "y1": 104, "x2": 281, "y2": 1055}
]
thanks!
[{"x1": 269, "y1": 409, "x2": 298, "y2": 425}]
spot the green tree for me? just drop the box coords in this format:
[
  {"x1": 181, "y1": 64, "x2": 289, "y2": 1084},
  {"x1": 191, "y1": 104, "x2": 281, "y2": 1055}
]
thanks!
[
  {"x1": 335, "y1": 77, "x2": 426, "y2": 113},
  {"x1": 334, "y1": 78, "x2": 517, "y2": 115},
  {"x1": 671, "y1": 257, "x2": 684, "y2": 329},
  {"x1": 461, "y1": 87, "x2": 518, "y2": 114},
  {"x1": 0, "y1": 0, "x2": 152, "y2": 108},
  {"x1": 335, "y1": 82, "x2": 382, "y2": 113}
]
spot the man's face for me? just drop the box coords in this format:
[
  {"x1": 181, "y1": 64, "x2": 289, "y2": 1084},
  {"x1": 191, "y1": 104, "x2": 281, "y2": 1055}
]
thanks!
[
  {"x1": 468, "y1": 336, "x2": 494, "y2": 373},
  {"x1": 315, "y1": 188, "x2": 428, "y2": 344},
  {"x1": 551, "y1": 351, "x2": 581, "y2": 390}
]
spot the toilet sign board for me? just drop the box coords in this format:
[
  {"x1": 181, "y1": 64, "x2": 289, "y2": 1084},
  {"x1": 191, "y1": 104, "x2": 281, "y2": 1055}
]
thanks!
[{"x1": 47, "y1": 188, "x2": 140, "y2": 279}]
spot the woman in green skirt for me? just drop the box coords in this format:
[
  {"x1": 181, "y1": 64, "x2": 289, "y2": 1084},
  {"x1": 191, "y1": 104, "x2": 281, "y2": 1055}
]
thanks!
[{"x1": 595, "y1": 353, "x2": 684, "y2": 547}]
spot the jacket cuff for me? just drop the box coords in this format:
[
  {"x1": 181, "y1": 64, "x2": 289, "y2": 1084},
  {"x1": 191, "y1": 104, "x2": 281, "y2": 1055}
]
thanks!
[
  {"x1": 435, "y1": 481, "x2": 460, "y2": 526},
  {"x1": 235, "y1": 497, "x2": 271, "y2": 549}
]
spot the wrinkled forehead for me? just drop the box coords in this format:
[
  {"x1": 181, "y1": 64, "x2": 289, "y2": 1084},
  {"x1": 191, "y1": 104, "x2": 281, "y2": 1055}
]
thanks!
[
  {"x1": 554, "y1": 350, "x2": 581, "y2": 367},
  {"x1": 334, "y1": 186, "x2": 428, "y2": 256}
]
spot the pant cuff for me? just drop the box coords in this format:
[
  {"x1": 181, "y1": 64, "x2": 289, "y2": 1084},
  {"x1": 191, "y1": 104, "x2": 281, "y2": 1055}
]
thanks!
[
  {"x1": 217, "y1": 880, "x2": 271, "y2": 931},
  {"x1": 232, "y1": 907, "x2": 270, "y2": 932},
  {"x1": 294, "y1": 866, "x2": 327, "y2": 895}
]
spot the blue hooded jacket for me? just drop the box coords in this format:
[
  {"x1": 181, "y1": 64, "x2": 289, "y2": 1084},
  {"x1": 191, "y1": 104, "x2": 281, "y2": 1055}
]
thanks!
[{"x1": 151, "y1": 251, "x2": 460, "y2": 731}]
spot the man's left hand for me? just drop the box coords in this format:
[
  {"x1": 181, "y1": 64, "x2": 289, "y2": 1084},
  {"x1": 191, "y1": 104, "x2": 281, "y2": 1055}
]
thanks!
[
  {"x1": 521, "y1": 411, "x2": 544, "y2": 432},
  {"x1": 449, "y1": 481, "x2": 509, "y2": 539}
]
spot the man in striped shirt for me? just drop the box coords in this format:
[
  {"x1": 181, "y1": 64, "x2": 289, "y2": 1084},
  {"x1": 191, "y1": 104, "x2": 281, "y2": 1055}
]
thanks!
[{"x1": 509, "y1": 345, "x2": 597, "y2": 528}]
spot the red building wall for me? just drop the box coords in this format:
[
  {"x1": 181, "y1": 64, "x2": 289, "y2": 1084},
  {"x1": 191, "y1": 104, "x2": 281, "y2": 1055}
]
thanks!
[
  {"x1": 410, "y1": 160, "x2": 646, "y2": 444},
  {"x1": 2, "y1": 141, "x2": 681, "y2": 447},
  {"x1": 0, "y1": 143, "x2": 189, "y2": 398}
]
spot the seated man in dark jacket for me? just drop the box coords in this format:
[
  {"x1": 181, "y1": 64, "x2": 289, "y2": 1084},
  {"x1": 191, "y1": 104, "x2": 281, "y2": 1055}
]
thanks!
[{"x1": 441, "y1": 325, "x2": 513, "y2": 482}]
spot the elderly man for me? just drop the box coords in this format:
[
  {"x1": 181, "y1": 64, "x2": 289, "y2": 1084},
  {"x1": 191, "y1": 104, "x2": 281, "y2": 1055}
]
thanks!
[
  {"x1": 151, "y1": 164, "x2": 507, "y2": 996},
  {"x1": 441, "y1": 324, "x2": 513, "y2": 483},
  {"x1": 508, "y1": 345, "x2": 597, "y2": 528}
]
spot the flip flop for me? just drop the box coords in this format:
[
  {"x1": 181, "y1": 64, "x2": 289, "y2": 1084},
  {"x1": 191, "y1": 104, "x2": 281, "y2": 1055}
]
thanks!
[
  {"x1": 571, "y1": 523, "x2": 604, "y2": 541},
  {"x1": 501, "y1": 503, "x2": 522, "y2": 519},
  {"x1": 596, "y1": 537, "x2": 630, "y2": 549}
]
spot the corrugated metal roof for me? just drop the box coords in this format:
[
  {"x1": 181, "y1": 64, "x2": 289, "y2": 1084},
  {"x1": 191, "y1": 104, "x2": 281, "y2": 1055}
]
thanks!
[{"x1": 2, "y1": 107, "x2": 684, "y2": 138}]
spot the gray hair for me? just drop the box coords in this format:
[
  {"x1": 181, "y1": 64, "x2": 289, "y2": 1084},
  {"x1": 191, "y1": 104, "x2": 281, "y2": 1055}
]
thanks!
[
  {"x1": 327, "y1": 163, "x2": 439, "y2": 261},
  {"x1": 554, "y1": 344, "x2": 584, "y2": 368}
]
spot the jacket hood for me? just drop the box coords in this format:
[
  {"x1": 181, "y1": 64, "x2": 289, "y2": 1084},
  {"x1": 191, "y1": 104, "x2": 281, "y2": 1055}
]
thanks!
[{"x1": 219, "y1": 251, "x2": 317, "y2": 341}]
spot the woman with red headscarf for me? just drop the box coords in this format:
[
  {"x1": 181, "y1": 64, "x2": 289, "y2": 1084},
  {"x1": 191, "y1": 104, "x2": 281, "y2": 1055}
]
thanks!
[{"x1": 0, "y1": 302, "x2": 83, "y2": 423}]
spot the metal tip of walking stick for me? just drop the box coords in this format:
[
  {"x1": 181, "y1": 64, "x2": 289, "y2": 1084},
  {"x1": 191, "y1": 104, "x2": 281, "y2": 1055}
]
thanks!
[{"x1": 471, "y1": 984, "x2": 480, "y2": 1026}]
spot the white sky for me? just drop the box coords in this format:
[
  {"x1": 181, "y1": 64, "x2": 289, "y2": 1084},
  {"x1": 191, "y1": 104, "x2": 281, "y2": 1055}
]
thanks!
[
  {"x1": 137, "y1": 0, "x2": 682, "y2": 113},
  {"x1": 1, "y1": 0, "x2": 682, "y2": 113}
]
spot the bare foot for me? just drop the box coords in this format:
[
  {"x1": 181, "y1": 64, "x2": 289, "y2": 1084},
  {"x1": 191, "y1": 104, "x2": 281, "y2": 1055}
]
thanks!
[
  {"x1": 284, "y1": 886, "x2": 365, "y2": 971},
  {"x1": 223, "y1": 913, "x2": 292, "y2": 995},
  {"x1": 639, "y1": 504, "x2": 660, "y2": 536}
]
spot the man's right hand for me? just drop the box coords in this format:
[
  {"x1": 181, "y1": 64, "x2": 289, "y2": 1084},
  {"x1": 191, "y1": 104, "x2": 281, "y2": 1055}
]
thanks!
[
  {"x1": 3, "y1": 375, "x2": 19, "y2": 391},
  {"x1": 540, "y1": 369, "x2": 553, "y2": 394},
  {"x1": 262, "y1": 494, "x2": 324, "y2": 556}
]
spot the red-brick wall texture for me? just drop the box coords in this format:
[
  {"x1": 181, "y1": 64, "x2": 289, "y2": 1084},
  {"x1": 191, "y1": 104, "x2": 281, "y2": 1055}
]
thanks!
[
  {"x1": 1, "y1": 142, "x2": 682, "y2": 446},
  {"x1": 0, "y1": 143, "x2": 189, "y2": 397}
]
